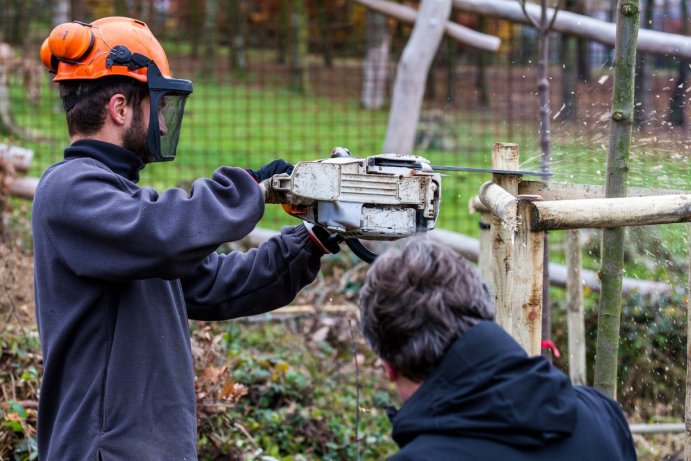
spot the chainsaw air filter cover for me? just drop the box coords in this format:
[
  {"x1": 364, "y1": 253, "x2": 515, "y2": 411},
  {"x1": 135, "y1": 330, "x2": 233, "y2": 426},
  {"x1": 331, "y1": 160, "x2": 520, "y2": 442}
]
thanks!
[{"x1": 271, "y1": 153, "x2": 442, "y2": 240}]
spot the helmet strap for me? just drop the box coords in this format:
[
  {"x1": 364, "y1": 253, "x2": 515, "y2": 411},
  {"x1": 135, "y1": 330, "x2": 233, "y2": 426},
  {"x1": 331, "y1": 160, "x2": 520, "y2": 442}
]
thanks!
[{"x1": 62, "y1": 82, "x2": 100, "y2": 111}]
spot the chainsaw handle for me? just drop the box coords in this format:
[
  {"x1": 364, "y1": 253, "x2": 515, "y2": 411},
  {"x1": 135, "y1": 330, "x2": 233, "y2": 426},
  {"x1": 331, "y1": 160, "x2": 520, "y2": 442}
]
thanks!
[{"x1": 345, "y1": 239, "x2": 377, "y2": 264}]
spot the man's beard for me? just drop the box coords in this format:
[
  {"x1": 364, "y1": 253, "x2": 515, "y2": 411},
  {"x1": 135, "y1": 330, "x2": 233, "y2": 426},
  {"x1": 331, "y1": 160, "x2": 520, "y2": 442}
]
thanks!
[{"x1": 122, "y1": 104, "x2": 154, "y2": 163}]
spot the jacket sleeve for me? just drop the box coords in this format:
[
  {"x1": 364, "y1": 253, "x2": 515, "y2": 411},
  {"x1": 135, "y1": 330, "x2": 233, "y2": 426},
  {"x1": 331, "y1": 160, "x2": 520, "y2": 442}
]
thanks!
[
  {"x1": 34, "y1": 162, "x2": 264, "y2": 281},
  {"x1": 182, "y1": 224, "x2": 322, "y2": 320}
]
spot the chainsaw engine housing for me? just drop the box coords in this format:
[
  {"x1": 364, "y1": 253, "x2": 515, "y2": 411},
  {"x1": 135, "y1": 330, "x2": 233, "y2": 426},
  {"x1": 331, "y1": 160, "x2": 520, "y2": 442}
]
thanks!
[{"x1": 272, "y1": 153, "x2": 441, "y2": 240}]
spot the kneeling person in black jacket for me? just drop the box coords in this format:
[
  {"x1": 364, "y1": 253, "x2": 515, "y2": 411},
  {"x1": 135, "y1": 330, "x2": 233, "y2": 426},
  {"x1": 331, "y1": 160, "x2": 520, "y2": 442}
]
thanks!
[{"x1": 358, "y1": 238, "x2": 637, "y2": 461}]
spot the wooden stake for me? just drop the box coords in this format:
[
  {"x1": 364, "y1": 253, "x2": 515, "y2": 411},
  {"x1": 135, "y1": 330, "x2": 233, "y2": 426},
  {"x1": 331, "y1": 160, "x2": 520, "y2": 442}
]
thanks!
[
  {"x1": 506, "y1": 197, "x2": 544, "y2": 355},
  {"x1": 566, "y1": 229, "x2": 586, "y2": 385},
  {"x1": 488, "y1": 143, "x2": 521, "y2": 334}
]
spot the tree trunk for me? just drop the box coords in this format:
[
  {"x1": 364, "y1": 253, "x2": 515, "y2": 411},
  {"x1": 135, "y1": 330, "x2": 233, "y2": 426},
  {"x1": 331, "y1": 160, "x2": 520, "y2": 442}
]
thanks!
[
  {"x1": 574, "y1": 0, "x2": 591, "y2": 82},
  {"x1": 474, "y1": 16, "x2": 489, "y2": 107},
  {"x1": 633, "y1": 0, "x2": 654, "y2": 126},
  {"x1": 202, "y1": 0, "x2": 218, "y2": 78},
  {"x1": 49, "y1": 0, "x2": 70, "y2": 26},
  {"x1": 4, "y1": 0, "x2": 28, "y2": 44},
  {"x1": 189, "y1": 0, "x2": 202, "y2": 59},
  {"x1": 69, "y1": 0, "x2": 85, "y2": 21},
  {"x1": 289, "y1": 0, "x2": 309, "y2": 94},
  {"x1": 277, "y1": 0, "x2": 289, "y2": 64},
  {"x1": 228, "y1": 0, "x2": 247, "y2": 75},
  {"x1": 361, "y1": 10, "x2": 390, "y2": 109},
  {"x1": 670, "y1": 0, "x2": 688, "y2": 126},
  {"x1": 114, "y1": 0, "x2": 129, "y2": 16},
  {"x1": 446, "y1": 37, "x2": 458, "y2": 107},
  {"x1": 383, "y1": 0, "x2": 452, "y2": 154},
  {"x1": 561, "y1": 33, "x2": 578, "y2": 120},
  {"x1": 593, "y1": 0, "x2": 640, "y2": 399},
  {"x1": 316, "y1": 1, "x2": 333, "y2": 68}
]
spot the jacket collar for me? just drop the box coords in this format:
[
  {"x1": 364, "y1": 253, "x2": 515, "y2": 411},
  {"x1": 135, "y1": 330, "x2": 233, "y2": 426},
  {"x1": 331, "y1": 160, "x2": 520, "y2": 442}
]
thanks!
[{"x1": 65, "y1": 139, "x2": 145, "y2": 182}]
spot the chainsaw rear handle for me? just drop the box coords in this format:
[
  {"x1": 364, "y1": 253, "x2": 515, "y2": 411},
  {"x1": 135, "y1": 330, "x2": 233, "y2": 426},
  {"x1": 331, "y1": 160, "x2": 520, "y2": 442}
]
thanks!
[
  {"x1": 345, "y1": 239, "x2": 377, "y2": 263},
  {"x1": 305, "y1": 222, "x2": 379, "y2": 263}
]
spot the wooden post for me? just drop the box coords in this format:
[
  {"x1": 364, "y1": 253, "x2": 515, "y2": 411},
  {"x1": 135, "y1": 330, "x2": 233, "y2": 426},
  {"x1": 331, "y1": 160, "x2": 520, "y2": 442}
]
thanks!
[
  {"x1": 566, "y1": 229, "x2": 587, "y2": 385},
  {"x1": 508, "y1": 197, "x2": 544, "y2": 355},
  {"x1": 487, "y1": 143, "x2": 520, "y2": 333},
  {"x1": 485, "y1": 143, "x2": 545, "y2": 353}
]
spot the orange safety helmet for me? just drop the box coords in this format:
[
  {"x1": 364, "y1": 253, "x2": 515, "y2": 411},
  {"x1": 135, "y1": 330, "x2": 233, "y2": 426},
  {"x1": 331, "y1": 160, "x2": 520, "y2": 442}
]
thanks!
[
  {"x1": 40, "y1": 16, "x2": 171, "y2": 82},
  {"x1": 40, "y1": 17, "x2": 193, "y2": 162}
]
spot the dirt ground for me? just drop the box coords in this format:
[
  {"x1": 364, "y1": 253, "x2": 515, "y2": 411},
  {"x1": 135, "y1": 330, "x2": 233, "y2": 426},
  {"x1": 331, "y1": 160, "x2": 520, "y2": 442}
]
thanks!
[{"x1": 0, "y1": 240, "x2": 35, "y2": 329}]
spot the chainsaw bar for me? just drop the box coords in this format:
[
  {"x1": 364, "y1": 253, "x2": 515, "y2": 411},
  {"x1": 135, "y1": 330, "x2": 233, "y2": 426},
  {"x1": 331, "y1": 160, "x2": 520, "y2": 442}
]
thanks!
[
  {"x1": 431, "y1": 165, "x2": 553, "y2": 177},
  {"x1": 370, "y1": 159, "x2": 552, "y2": 177}
]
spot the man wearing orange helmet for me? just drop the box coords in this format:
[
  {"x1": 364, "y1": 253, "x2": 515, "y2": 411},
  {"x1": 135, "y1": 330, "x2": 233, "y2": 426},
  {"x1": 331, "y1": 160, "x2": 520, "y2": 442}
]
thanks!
[{"x1": 33, "y1": 17, "x2": 334, "y2": 460}]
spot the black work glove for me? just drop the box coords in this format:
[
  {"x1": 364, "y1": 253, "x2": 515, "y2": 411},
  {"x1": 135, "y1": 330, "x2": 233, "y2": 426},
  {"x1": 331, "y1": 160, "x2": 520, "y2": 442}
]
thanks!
[
  {"x1": 246, "y1": 159, "x2": 294, "y2": 182},
  {"x1": 304, "y1": 222, "x2": 343, "y2": 254}
]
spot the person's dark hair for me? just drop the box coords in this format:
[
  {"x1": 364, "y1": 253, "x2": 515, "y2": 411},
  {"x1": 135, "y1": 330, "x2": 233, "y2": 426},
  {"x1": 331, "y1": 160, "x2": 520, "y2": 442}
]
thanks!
[
  {"x1": 59, "y1": 76, "x2": 148, "y2": 136},
  {"x1": 359, "y1": 238, "x2": 495, "y2": 382}
]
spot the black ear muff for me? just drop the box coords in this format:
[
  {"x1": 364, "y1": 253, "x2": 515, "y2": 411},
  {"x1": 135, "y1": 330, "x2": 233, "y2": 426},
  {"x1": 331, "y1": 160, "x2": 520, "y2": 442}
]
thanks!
[{"x1": 50, "y1": 54, "x2": 59, "y2": 72}]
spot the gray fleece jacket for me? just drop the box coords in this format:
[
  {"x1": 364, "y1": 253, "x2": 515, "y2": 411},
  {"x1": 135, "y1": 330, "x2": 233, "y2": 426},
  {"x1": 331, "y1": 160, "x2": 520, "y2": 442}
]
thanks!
[{"x1": 32, "y1": 140, "x2": 322, "y2": 460}]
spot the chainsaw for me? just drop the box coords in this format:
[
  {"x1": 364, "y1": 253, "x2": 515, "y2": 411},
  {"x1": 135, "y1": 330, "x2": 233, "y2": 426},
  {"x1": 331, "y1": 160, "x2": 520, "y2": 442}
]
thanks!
[{"x1": 269, "y1": 147, "x2": 550, "y2": 263}]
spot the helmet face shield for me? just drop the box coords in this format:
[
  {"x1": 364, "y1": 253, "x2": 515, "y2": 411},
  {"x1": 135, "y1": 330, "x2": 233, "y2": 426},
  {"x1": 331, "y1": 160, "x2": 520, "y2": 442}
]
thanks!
[{"x1": 146, "y1": 61, "x2": 192, "y2": 162}]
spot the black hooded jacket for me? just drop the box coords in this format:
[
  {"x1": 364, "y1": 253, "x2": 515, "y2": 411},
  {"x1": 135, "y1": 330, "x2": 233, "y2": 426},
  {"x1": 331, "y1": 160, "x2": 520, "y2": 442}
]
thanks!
[{"x1": 387, "y1": 321, "x2": 637, "y2": 461}]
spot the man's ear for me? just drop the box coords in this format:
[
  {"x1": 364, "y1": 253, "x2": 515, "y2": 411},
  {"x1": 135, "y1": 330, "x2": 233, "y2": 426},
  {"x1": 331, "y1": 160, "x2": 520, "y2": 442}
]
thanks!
[
  {"x1": 382, "y1": 361, "x2": 398, "y2": 382},
  {"x1": 107, "y1": 93, "x2": 128, "y2": 126}
]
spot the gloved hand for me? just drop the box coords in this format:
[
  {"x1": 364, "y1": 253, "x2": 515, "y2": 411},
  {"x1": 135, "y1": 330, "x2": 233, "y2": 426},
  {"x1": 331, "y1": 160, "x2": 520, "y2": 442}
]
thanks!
[
  {"x1": 246, "y1": 159, "x2": 294, "y2": 183},
  {"x1": 303, "y1": 222, "x2": 343, "y2": 254},
  {"x1": 259, "y1": 176, "x2": 314, "y2": 206},
  {"x1": 258, "y1": 177, "x2": 286, "y2": 204}
]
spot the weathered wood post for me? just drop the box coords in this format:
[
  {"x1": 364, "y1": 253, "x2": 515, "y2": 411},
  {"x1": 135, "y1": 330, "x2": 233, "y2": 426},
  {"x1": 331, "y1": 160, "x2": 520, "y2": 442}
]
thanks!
[
  {"x1": 483, "y1": 143, "x2": 544, "y2": 355},
  {"x1": 566, "y1": 229, "x2": 587, "y2": 385},
  {"x1": 510, "y1": 196, "x2": 544, "y2": 355},
  {"x1": 486, "y1": 143, "x2": 520, "y2": 331}
]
